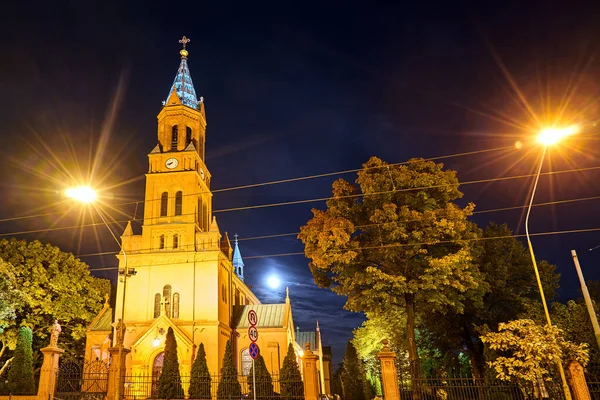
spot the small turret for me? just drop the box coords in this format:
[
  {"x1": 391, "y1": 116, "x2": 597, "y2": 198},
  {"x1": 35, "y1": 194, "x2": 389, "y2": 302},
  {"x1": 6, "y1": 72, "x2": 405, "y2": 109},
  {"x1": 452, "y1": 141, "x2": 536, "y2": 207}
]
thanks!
[{"x1": 232, "y1": 234, "x2": 245, "y2": 281}]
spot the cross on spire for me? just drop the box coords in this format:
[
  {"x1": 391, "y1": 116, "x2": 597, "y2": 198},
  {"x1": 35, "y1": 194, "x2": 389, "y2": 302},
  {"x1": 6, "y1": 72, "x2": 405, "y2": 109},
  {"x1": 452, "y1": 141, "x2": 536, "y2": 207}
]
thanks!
[
  {"x1": 179, "y1": 36, "x2": 190, "y2": 49},
  {"x1": 234, "y1": 233, "x2": 239, "y2": 244}
]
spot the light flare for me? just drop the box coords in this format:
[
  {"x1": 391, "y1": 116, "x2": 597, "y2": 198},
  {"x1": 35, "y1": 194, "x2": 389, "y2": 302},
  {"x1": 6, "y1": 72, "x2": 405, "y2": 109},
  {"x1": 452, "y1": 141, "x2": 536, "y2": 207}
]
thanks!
[
  {"x1": 65, "y1": 186, "x2": 97, "y2": 203},
  {"x1": 537, "y1": 125, "x2": 580, "y2": 146}
]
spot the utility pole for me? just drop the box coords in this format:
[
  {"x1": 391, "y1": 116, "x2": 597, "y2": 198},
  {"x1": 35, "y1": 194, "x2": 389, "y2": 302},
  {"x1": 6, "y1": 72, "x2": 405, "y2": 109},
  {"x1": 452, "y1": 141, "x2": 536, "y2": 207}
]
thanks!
[{"x1": 571, "y1": 249, "x2": 600, "y2": 350}]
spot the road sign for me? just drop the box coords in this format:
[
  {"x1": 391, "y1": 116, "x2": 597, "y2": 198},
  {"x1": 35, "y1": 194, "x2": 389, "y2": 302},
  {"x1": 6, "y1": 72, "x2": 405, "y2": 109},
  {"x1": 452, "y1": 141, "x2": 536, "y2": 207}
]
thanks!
[
  {"x1": 248, "y1": 326, "x2": 258, "y2": 342},
  {"x1": 249, "y1": 342, "x2": 260, "y2": 359},
  {"x1": 248, "y1": 309, "x2": 258, "y2": 326}
]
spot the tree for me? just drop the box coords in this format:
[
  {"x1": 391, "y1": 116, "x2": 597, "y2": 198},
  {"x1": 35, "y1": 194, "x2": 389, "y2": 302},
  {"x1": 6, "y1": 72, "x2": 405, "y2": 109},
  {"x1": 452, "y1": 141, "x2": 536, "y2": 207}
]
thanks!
[
  {"x1": 248, "y1": 354, "x2": 274, "y2": 398},
  {"x1": 7, "y1": 327, "x2": 35, "y2": 395},
  {"x1": 280, "y1": 343, "x2": 304, "y2": 399},
  {"x1": 157, "y1": 327, "x2": 184, "y2": 399},
  {"x1": 188, "y1": 343, "x2": 211, "y2": 399},
  {"x1": 417, "y1": 223, "x2": 560, "y2": 378},
  {"x1": 481, "y1": 319, "x2": 589, "y2": 396},
  {"x1": 551, "y1": 300, "x2": 600, "y2": 364},
  {"x1": 0, "y1": 238, "x2": 110, "y2": 364},
  {"x1": 341, "y1": 341, "x2": 369, "y2": 400},
  {"x1": 217, "y1": 339, "x2": 241, "y2": 399},
  {"x1": 299, "y1": 157, "x2": 483, "y2": 380}
]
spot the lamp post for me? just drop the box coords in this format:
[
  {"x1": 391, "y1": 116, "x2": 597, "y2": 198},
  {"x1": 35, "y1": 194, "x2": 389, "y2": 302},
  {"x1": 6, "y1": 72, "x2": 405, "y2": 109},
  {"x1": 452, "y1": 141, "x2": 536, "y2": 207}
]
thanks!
[
  {"x1": 525, "y1": 125, "x2": 578, "y2": 400},
  {"x1": 65, "y1": 186, "x2": 134, "y2": 400}
]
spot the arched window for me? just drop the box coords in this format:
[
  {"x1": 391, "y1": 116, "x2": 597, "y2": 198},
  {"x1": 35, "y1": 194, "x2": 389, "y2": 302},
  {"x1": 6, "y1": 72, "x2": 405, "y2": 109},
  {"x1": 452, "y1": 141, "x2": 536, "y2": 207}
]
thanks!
[
  {"x1": 173, "y1": 234, "x2": 179, "y2": 249},
  {"x1": 153, "y1": 293, "x2": 161, "y2": 318},
  {"x1": 159, "y1": 235, "x2": 165, "y2": 250},
  {"x1": 172, "y1": 293, "x2": 180, "y2": 318},
  {"x1": 186, "y1": 127, "x2": 192, "y2": 145},
  {"x1": 240, "y1": 349, "x2": 252, "y2": 376},
  {"x1": 163, "y1": 285, "x2": 172, "y2": 317},
  {"x1": 175, "y1": 191, "x2": 183, "y2": 216},
  {"x1": 160, "y1": 192, "x2": 168, "y2": 217},
  {"x1": 171, "y1": 125, "x2": 179, "y2": 148}
]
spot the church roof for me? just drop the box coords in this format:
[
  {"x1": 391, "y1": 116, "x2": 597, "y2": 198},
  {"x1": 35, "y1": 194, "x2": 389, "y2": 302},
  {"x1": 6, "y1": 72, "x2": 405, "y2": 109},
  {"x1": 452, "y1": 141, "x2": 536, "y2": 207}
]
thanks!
[
  {"x1": 296, "y1": 331, "x2": 317, "y2": 351},
  {"x1": 88, "y1": 305, "x2": 113, "y2": 332},
  {"x1": 165, "y1": 36, "x2": 200, "y2": 110},
  {"x1": 233, "y1": 304, "x2": 286, "y2": 329}
]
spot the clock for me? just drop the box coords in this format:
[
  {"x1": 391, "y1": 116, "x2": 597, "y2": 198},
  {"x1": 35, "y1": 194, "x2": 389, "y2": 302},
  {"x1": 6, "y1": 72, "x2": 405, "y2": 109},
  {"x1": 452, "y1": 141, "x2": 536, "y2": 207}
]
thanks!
[
  {"x1": 165, "y1": 158, "x2": 179, "y2": 169},
  {"x1": 199, "y1": 168, "x2": 205, "y2": 179}
]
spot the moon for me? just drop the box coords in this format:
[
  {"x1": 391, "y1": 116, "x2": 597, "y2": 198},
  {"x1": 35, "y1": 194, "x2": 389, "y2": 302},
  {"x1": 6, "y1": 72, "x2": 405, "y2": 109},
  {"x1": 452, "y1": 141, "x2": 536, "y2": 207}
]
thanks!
[{"x1": 267, "y1": 275, "x2": 281, "y2": 290}]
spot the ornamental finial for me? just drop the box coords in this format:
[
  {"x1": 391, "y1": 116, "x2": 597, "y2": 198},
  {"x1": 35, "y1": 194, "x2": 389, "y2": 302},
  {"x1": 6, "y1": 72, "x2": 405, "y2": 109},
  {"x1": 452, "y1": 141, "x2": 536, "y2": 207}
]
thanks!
[{"x1": 179, "y1": 36, "x2": 190, "y2": 58}]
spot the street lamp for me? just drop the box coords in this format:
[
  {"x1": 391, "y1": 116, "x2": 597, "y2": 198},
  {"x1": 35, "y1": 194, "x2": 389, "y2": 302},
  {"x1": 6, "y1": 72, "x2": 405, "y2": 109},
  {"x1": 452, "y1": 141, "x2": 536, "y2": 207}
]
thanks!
[
  {"x1": 66, "y1": 186, "x2": 133, "y2": 400},
  {"x1": 525, "y1": 125, "x2": 578, "y2": 400}
]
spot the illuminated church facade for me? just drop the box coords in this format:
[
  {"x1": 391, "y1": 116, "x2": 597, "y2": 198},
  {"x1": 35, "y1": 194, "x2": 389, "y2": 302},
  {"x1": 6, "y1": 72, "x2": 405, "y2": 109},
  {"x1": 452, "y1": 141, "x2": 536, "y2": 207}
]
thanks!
[{"x1": 84, "y1": 38, "x2": 331, "y2": 394}]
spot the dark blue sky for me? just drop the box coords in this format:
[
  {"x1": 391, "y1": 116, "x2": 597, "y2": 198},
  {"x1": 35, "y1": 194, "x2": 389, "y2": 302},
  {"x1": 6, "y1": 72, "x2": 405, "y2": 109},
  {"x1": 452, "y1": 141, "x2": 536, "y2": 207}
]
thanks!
[{"x1": 2, "y1": 0, "x2": 600, "y2": 363}]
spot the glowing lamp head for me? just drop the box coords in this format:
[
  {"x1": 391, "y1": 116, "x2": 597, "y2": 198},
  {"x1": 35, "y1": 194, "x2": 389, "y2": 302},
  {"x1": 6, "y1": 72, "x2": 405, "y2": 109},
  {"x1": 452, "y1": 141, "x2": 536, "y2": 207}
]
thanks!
[
  {"x1": 298, "y1": 349, "x2": 304, "y2": 357},
  {"x1": 266, "y1": 275, "x2": 281, "y2": 290},
  {"x1": 65, "y1": 186, "x2": 97, "y2": 203},
  {"x1": 153, "y1": 337, "x2": 161, "y2": 347},
  {"x1": 537, "y1": 125, "x2": 579, "y2": 146}
]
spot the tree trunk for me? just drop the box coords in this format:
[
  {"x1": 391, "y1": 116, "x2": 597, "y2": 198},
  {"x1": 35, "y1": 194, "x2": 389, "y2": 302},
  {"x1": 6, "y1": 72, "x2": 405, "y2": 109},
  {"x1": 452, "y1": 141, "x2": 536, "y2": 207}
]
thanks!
[{"x1": 405, "y1": 293, "x2": 421, "y2": 399}]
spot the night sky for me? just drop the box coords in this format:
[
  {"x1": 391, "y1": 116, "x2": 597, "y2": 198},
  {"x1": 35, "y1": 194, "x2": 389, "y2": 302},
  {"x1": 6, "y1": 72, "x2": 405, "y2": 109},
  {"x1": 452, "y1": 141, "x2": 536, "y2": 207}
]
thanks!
[{"x1": 2, "y1": 1, "x2": 600, "y2": 363}]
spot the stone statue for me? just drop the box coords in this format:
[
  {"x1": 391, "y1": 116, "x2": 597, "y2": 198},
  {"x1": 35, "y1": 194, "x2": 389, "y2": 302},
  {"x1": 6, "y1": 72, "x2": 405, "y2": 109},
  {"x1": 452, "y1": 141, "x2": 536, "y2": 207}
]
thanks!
[
  {"x1": 113, "y1": 319, "x2": 126, "y2": 345},
  {"x1": 50, "y1": 320, "x2": 61, "y2": 347}
]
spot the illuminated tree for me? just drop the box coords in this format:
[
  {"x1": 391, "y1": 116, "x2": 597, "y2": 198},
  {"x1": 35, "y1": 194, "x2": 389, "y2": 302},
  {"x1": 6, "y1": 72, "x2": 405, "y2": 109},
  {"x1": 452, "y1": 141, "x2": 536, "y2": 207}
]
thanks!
[
  {"x1": 280, "y1": 343, "x2": 303, "y2": 399},
  {"x1": 481, "y1": 319, "x2": 588, "y2": 396},
  {"x1": 7, "y1": 326, "x2": 35, "y2": 394},
  {"x1": 217, "y1": 339, "x2": 241, "y2": 399},
  {"x1": 248, "y1": 354, "x2": 273, "y2": 398},
  {"x1": 0, "y1": 239, "x2": 109, "y2": 370},
  {"x1": 188, "y1": 343, "x2": 211, "y2": 399},
  {"x1": 299, "y1": 157, "x2": 483, "y2": 380},
  {"x1": 157, "y1": 327, "x2": 184, "y2": 399}
]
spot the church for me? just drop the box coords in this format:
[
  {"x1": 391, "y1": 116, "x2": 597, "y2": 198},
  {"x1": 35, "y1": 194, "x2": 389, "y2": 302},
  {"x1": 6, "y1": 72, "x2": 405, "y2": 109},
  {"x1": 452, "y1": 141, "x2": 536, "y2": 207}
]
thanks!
[{"x1": 84, "y1": 37, "x2": 331, "y2": 395}]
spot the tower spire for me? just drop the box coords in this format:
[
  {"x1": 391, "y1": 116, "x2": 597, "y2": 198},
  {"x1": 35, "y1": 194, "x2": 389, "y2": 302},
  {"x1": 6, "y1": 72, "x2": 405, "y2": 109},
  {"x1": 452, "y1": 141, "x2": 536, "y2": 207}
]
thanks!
[
  {"x1": 233, "y1": 234, "x2": 245, "y2": 281},
  {"x1": 165, "y1": 36, "x2": 200, "y2": 109}
]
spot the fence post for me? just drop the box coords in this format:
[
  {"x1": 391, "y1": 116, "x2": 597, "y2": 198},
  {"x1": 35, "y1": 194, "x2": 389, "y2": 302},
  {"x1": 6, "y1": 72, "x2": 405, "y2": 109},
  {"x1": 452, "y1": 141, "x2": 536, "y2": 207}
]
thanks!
[
  {"x1": 37, "y1": 345, "x2": 64, "y2": 400},
  {"x1": 377, "y1": 340, "x2": 400, "y2": 400},
  {"x1": 302, "y1": 343, "x2": 320, "y2": 400},
  {"x1": 107, "y1": 346, "x2": 131, "y2": 400},
  {"x1": 567, "y1": 360, "x2": 591, "y2": 400}
]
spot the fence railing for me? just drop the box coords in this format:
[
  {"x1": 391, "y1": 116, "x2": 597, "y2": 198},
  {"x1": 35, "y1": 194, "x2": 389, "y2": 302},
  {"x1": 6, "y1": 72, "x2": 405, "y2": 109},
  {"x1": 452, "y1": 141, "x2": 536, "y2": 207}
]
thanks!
[
  {"x1": 123, "y1": 373, "x2": 304, "y2": 399},
  {"x1": 397, "y1": 378, "x2": 566, "y2": 400}
]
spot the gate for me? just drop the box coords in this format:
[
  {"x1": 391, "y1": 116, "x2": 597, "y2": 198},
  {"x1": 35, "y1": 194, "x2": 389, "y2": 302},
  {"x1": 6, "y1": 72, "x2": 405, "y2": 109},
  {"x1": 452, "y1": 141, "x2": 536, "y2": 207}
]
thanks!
[{"x1": 55, "y1": 359, "x2": 109, "y2": 400}]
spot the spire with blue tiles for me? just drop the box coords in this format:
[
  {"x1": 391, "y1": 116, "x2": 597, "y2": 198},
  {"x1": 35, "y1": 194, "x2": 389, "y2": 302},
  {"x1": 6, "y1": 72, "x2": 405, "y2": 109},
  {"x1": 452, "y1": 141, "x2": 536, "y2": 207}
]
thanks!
[
  {"x1": 165, "y1": 36, "x2": 201, "y2": 110},
  {"x1": 233, "y1": 234, "x2": 245, "y2": 281}
]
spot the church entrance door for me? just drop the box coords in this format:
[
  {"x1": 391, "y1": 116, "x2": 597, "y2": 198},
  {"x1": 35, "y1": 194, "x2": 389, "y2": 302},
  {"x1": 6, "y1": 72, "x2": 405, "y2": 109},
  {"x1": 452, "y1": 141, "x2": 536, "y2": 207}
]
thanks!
[{"x1": 151, "y1": 352, "x2": 164, "y2": 398}]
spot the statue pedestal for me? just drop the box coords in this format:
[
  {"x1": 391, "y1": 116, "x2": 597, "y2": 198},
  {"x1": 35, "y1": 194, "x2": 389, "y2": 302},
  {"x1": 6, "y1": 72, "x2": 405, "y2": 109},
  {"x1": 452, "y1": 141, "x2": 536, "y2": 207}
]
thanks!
[
  {"x1": 37, "y1": 345, "x2": 65, "y2": 400},
  {"x1": 107, "y1": 346, "x2": 131, "y2": 400}
]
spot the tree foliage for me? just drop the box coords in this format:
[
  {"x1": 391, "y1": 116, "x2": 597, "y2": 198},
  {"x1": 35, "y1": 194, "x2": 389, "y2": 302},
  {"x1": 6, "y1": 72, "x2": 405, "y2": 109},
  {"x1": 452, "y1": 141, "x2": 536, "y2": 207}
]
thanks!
[
  {"x1": 157, "y1": 327, "x2": 184, "y2": 399},
  {"x1": 417, "y1": 223, "x2": 560, "y2": 378},
  {"x1": 188, "y1": 343, "x2": 211, "y2": 399},
  {"x1": 341, "y1": 341, "x2": 369, "y2": 400},
  {"x1": 299, "y1": 157, "x2": 483, "y2": 379},
  {"x1": 217, "y1": 339, "x2": 241, "y2": 399},
  {"x1": 248, "y1": 354, "x2": 274, "y2": 398},
  {"x1": 0, "y1": 238, "x2": 110, "y2": 359},
  {"x1": 7, "y1": 327, "x2": 35, "y2": 395},
  {"x1": 280, "y1": 343, "x2": 303, "y2": 399},
  {"x1": 481, "y1": 319, "x2": 589, "y2": 385},
  {"x1": 551, "y1": 300, "x2": 600, "y2": 364}
]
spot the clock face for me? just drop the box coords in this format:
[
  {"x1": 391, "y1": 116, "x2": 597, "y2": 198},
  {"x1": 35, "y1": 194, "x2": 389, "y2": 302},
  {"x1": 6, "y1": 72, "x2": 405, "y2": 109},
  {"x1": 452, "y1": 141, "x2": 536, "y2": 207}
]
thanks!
[
  {"x1": 199, "y1": 168, "x2": 205, "y2": 179},
  {"x1": 165, "y1": 158, "x2": 179, "y2": 169}
]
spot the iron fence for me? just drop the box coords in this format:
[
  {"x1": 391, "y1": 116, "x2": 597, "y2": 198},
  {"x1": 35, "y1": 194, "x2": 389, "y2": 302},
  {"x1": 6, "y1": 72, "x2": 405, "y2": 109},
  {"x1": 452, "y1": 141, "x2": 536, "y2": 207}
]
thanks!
[
  {"x1": 397, "y1": 378, "x2": 566, "y2": 400},
  {"x1": 123, "y1": 373, "x2": 303, "y2": 399}
]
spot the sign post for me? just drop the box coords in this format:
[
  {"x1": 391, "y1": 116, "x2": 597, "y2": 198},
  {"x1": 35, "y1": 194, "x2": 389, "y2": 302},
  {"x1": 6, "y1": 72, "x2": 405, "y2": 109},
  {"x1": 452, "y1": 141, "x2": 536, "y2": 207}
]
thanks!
[{"x1": 248, "y1": 310, "x2": 259, "y2": 400}]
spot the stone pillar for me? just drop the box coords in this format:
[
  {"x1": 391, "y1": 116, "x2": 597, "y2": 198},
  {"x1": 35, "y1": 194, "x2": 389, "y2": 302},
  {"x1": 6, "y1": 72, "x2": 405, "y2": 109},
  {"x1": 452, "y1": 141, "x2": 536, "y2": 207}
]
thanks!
[
  {"x1": 567, "y1": 360, "x2": 591, "y2": 400},
  {"x1": 377, "y1": 340, "x2": 400, "y2": 400},
  {"x1": 37, "y1": 345, "x2": 64, "y2": 400},
  {"x1": 302, "y1": 343, "x2": 320, "y2": 400},
  {"x1": 107, "y1": 346, "x2": 131, "y2": 400}
]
